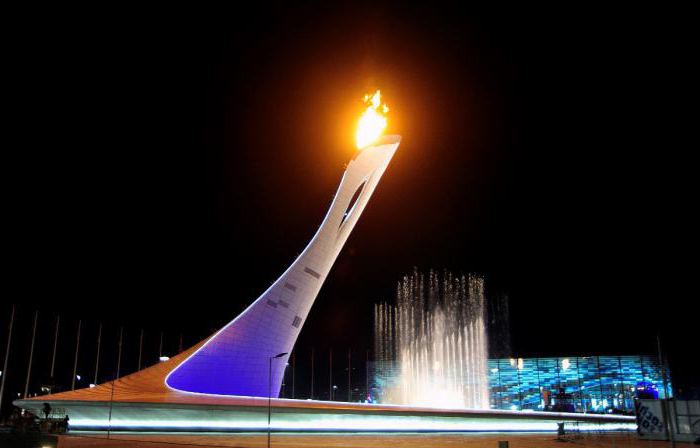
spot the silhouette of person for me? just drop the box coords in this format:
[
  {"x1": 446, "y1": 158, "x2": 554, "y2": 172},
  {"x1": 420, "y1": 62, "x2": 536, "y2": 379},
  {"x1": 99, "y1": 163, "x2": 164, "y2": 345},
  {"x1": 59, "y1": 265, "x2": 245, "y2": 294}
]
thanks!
[{"x1": 42, "y1": 402, "x2": 52, "y2": 420}]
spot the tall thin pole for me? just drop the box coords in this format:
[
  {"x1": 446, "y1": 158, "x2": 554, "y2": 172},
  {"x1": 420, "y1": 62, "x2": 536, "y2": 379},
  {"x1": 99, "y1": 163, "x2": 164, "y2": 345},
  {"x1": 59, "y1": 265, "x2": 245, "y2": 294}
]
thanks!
[
  {"x1": 329, "y1": 348, "x2": 333, "y2": 400},
  {"x1": 158, "y1": 331, "x2": 164, "y2": 359},
  {"x1": 94, "y1": 322, "x2": 102, "y2": 385},
  {"x1": 595, "y1": 356, "x2": 604, "y2": 408},
  {"x1": 71, "y1": 320, "x2": 81, "y2": 391},
  {"x1": 50, "y1": 315, "x2": 60, "y2": 378},
  {"x1": 267, "y1": 352, "x2": 286, "y2": 448},
  {"x1": 268, "y1": 357, "x2": 272, "y2": 448},
  {"x1": 347, "y1": 348, "x2": 351, "y2": 402},
  {"x1": 516, "y1": 358, "x2": 523, "y2": 409},
  {"x1": 574, "y1": 357, "x2": 583, "y2": 411},
  {"x1": 116, "y1": 327, "x2": 123, "y2": 379},
  {"x1": 107, "y1": 370, "x2": 116, "y2": 440},
  {"x1": 657, "y1": 335, "x2": 671, "y2": 399},
  {"x1": 617, "y1": 356, "x2": 626, "y2": 412},
  {"x1": 291, "y1": 351, "x2": 295, "y2": 399},
  {"x1": 178, "y1": 333, "x2": 183, "y2": 353},
  {"x1": 310, "y1": 348, "x2": 314, "y2": 399},
  {"x1": 137, "y1": 329, "x2": 144, "y2": 370},
  {"x1": 365, "y1": 349, "x2": 369, "y2": 401},
  {"x1": 657, "y1": 334, "x2": 675, "y2": 447},
  {"x1": 24, "y1": 311, "x2": 39, "y2": 398},
  {"x1": 0, "y1": 305, "x2": 16, "y2": 411}
]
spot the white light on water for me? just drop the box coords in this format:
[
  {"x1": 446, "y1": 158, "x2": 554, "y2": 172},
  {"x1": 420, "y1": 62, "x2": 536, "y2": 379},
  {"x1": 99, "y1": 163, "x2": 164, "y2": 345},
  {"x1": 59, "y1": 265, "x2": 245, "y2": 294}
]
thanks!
[{"x1": 375, "y1": 271, "x2": 490, "y2": 409}]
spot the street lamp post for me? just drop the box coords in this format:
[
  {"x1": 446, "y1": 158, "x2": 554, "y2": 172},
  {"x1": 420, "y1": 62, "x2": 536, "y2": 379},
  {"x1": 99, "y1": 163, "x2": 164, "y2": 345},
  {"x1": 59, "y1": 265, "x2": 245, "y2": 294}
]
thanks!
[{"x1": 268, "y1": 352, "x2": 287, "y2": 448}]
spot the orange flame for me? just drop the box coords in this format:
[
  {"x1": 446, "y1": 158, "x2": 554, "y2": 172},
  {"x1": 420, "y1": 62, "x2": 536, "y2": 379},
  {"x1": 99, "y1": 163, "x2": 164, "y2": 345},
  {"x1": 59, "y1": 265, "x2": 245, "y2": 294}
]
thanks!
[{"x1": 356, "y1": 90, "x2": 389, "y2": 149}]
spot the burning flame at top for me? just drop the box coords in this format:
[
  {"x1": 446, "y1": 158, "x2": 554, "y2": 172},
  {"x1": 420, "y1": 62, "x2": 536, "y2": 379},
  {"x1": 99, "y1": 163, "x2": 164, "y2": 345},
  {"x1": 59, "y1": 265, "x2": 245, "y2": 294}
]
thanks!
[{"x1": 356, "y1": 90, "x2": 389, "y2": 149}]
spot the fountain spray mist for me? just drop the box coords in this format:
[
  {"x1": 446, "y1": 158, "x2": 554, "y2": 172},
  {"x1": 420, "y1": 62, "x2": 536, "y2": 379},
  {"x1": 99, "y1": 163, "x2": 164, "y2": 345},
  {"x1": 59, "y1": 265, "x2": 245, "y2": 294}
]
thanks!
[{"x1": 374, "y1": 270, "x2": 490, "y2": 409}]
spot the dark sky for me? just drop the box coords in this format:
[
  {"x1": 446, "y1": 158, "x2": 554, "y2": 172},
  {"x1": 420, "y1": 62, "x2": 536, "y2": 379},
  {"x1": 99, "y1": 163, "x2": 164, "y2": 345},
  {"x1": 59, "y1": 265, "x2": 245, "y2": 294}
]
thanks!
[{"x1": 3, "y1": 4, "x2": 697, "y2": 399}]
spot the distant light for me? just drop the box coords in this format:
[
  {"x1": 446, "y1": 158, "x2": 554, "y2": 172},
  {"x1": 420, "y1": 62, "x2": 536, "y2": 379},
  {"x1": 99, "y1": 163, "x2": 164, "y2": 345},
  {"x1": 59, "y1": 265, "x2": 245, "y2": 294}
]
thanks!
[
  {"x1": 561, "y1": 358, "x2": 570, "y2": 371},
  {"x1": 490, "y1": 368, "x2": 499, "y2": 373},
  {"x1": 89, "y1": 384, "x2": 96, "y2": 388},
  {"x1": 510, "y1": 405, "x2": 518, "y2": 410},
  {"x1": 159, "y1": 356, "x2": 170, "y2": 362},
  {"x1": 76, "y1": 375, "x2": 81, "y2": 380},
  {"x1": 517, "y1": 358, "x2": 524, "y2": 370}
]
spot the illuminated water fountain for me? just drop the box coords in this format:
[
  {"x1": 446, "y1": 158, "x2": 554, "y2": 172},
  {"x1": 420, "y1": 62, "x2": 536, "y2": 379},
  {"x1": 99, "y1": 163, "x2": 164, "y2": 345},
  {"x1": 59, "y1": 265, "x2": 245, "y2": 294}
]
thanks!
[{"x1": 375, "y1": 270, "x2": 490, "y2": 409}]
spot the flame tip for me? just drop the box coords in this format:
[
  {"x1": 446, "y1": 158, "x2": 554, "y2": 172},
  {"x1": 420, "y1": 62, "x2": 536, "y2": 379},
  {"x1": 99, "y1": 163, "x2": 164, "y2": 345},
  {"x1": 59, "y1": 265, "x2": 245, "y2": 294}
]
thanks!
[{"x1": 356, "y1": 89, "x2": 389, "y2": 149}]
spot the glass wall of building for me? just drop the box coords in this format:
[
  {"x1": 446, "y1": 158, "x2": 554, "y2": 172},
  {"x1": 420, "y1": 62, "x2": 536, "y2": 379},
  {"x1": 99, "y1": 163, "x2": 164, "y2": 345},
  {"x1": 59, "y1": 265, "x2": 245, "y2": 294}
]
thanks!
[
  {"x1": 373, "y1": 355, "x2": 671, "y2": 414},
  {"x1": 488, "y1": 355, "x2": 671, "y2": 414}
]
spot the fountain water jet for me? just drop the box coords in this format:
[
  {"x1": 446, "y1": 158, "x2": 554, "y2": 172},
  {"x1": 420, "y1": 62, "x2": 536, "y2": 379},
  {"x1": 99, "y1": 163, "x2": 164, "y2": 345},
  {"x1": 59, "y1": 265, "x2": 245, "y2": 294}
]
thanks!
[{"x1": 374, "y1": 270, "x2": 490, "y2": 409}]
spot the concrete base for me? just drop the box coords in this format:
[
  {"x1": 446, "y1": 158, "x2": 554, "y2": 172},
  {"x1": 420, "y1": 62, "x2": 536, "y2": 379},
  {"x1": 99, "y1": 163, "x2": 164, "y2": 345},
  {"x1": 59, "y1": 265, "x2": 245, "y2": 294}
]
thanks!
[{"x1": 14, "y1": 398, "x2": 636, "y2": 433}]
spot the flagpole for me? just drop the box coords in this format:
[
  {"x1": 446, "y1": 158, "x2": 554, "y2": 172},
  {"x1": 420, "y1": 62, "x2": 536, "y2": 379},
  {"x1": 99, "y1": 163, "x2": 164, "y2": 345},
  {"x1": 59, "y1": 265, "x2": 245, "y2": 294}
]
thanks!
[
  {"x1": 24, "y1": 311, "x2": 38, "y2": 398},
  {"x1": 50, "y1": 315, "x2": 60, "y2": 379},
  {"x1": 137, "y1": 328, "x2": 144, "y2": 370},
  {"x1": 71, "y1": 320, "x2": 81, "y2": 390},
  {"x1": 0, "y1": 305, "x2": 16, "y2": 411},
  {"x1": 116, "y1": 327, "x2": 123, "y2": 378},
  {"x1": 94, "y1": 322, "x2": 102, "y2": 385}
]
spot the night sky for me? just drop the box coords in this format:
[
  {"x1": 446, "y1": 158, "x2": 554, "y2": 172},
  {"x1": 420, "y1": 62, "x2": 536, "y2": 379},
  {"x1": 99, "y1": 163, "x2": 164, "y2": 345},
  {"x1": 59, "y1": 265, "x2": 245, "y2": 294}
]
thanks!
[{"x1": 3, "y1": 4, "x2": 697, "y2": 404}]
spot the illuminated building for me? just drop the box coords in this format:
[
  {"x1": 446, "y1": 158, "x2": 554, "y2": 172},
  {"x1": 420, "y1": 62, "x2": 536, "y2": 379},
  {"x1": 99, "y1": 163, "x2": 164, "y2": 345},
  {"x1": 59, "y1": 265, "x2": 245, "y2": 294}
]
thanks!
[
  {"x1": 373, "y1": 355, "x2": 671, "y2": 414},
  {"x1": 487, "y1": 355, "x2": 671, "y2": 412}
]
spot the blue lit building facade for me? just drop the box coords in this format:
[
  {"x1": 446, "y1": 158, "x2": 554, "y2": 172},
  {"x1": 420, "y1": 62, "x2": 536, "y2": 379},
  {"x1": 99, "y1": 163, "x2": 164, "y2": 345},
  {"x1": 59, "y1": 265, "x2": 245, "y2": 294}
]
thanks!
[
  {"x1": 372, "y1": 355, "x2": 671, "y2": 414},
  {"x1": 488, "y1": 356, "x2": 671, "y2": 413}
]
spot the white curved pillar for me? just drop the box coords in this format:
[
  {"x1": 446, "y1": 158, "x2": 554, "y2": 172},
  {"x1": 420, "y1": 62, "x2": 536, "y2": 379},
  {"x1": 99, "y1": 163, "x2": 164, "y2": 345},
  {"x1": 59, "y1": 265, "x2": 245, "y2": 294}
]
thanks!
[{"x1": 166, "y1": 135, "x2": 401, "y2": 397}]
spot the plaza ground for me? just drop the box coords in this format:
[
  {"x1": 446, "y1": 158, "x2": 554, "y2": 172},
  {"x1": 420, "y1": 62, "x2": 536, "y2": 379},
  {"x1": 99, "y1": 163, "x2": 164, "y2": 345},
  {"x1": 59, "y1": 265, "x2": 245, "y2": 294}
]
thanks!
[{"x1": 54, "y1": 432, "x2": 689, "y2": 448}]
